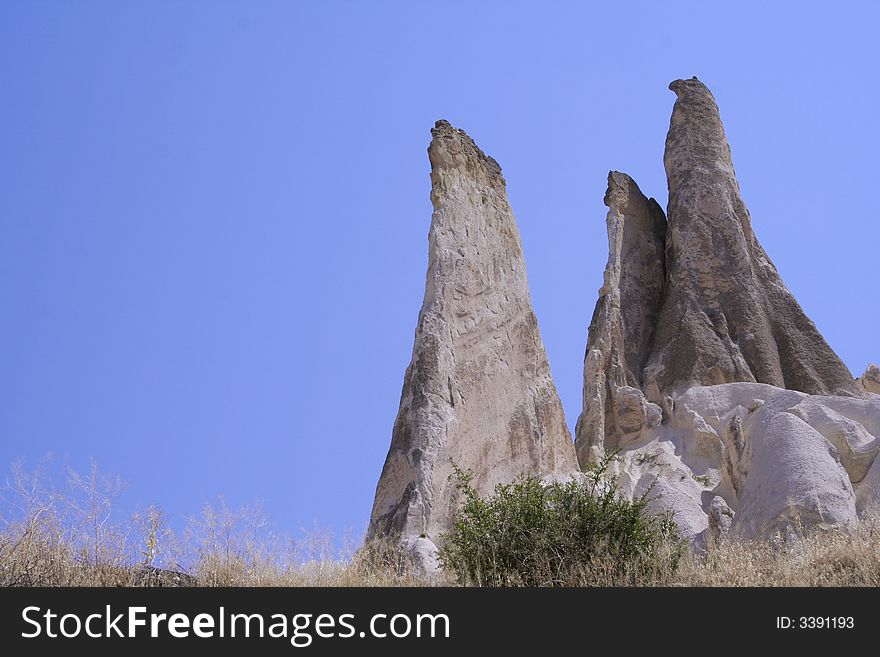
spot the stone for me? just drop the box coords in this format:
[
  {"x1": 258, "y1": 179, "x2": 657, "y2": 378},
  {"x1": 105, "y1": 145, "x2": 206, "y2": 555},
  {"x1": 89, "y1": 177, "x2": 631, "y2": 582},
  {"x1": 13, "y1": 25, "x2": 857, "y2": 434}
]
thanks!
[
  {"x1": 642, "y1": 77, "x2": 861, "y2": 402},
  {"x1": 574, "y1": 172, "x2": 666, "y2": 467},
  {"x1": 611, "y1": 383, "x2": 880, "y2": 542},
  {"x1": 857, "y1": 364, "x2": 880, "y2": 395},
  {"x1": 400, "y1": 536, "x2": 441, "y2": 576},
  {"x1": 576, "y1": 78, "x2": 875, "y2": 544},
  {"x1": 367, "y1": 120, "x2": 578, "y2": 566},
  {"x1": 137, "y1": 566, "x2": 197, "y2": 587},
  {"x1": 706, "y1": 496, "x2": 734, "y2": 547}
]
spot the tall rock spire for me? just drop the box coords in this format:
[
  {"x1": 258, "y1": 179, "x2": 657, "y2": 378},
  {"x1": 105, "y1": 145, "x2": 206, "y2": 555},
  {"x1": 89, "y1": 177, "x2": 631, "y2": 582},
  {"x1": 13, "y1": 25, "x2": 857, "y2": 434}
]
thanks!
[
  {"x1": 575, "y1": 172, "x2": 667, "y2": 467},
  {"x1": 641, "y1": 77, "x2": 860, "y2": 404},
  {"x1": 368, "y1": 121, "x2": 578, "y2": 562}
]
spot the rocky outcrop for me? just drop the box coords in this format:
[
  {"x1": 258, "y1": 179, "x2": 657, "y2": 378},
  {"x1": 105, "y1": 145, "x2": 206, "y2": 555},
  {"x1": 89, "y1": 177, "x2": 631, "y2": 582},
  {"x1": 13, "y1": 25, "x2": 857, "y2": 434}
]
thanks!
[
  {"x1": 374, "y1": 78, "x2": 876, "y2": 560},
  {"x1": 367, "y1": 120, "x2": 578, "y2": 567},
  {"x1": 576, "y1": 77, "x2": 877, "y2": 543},
  {"x1": 574, "y1": 172, "x2": 666, "y2": 467},
  {"x1": 858, "y1": 364, "x2": 880, "y2": 395},
  {"x1": 642, "y1": 78, "x2": 861, "y2": 403},
  {"x1": 610, "y1": 383, "x2": 880, "y2": 543}
]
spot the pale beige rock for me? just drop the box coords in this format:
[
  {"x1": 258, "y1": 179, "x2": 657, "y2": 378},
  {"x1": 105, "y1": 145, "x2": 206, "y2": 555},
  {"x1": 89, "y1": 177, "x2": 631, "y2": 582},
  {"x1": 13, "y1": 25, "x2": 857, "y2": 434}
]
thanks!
[
  {"x1": 609, "y1": 383, "x2": 880, "y2": 542},
  {"x1": 576, "y1": 78, "x2": 873, "y2": 544},
  {"x1": 706, "y1": 496, "x2": 734, "y2": 547},
  {"x1": 367, "y1": 121, "x2": 578, "y2": 567},
  {"x1": 643, "y1": 78, "x2": 861, "y2": 401},
  {"x1": 857, "y1": 364, "x2": 880, "y2": 395},
  {"x1": 857, "y1": 450, "x2": 880, "y2": 513},
  {"x1": 574, "y1": 172, "x2": 666, "y2": 467}
]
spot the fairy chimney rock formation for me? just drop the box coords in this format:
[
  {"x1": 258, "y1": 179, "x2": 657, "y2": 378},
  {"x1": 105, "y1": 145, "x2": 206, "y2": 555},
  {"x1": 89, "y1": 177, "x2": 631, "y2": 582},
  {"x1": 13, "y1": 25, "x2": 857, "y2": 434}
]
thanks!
[
  {"x1": 575, "y1": 77, "x2": 878, "y2": 543},
  {"x1": 368, "y1": 120, "x2": 578, "y2": 563},
  {"x1": 575, "y1": 172, "x2": 666, "y2": 467},
  {"x1": 371, "y1": 79, "x2": 877, "y2": 557},
  {"x1": 641, "y1": 77, "x2": 860, "y2": 405}
]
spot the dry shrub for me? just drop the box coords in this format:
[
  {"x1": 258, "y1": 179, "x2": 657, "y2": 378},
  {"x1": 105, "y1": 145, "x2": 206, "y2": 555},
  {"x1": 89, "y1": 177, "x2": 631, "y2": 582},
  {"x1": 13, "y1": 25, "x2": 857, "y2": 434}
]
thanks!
[
  {"x1": 0, "y1": 459, "x2": 430, "y2": 587},
  {"x1": 0, "y1": 459, "x2": 144, "y2": 586}
]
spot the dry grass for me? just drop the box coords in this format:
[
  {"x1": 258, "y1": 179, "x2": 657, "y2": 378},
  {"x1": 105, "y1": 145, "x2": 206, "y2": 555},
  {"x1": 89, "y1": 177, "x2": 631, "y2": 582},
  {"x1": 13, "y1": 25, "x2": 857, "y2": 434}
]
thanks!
[
  {"x1": 0, "y1": 459, "x2": 424, "y2": 587},
  {"x1": 490, "y1": 519, "x2": 880, "y2": 587},
  {"x1": 2, "y1": 459, "x2": 879, "y2": 587},
  {"x1": 676, "y1": 521, "x2": 880, "y2": 587}
]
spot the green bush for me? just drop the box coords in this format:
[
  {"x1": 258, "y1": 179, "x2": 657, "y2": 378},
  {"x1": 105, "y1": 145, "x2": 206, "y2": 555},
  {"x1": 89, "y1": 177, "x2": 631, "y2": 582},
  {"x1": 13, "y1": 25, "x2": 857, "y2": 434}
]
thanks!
[{"x1": 437, "y1": 455, "x2": 683, "y2": 586}]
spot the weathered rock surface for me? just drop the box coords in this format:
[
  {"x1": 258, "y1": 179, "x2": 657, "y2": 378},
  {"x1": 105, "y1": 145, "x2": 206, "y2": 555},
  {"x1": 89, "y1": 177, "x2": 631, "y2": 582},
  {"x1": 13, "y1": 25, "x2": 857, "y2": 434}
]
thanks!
[
  {"x1": 610, "y1": 383, "x2": 880, "y2": 543},
  {"x1": 374, "y1": 78, "x2": 875, "y2": 562},
  {"x1": 643, "y1": 77, "x2": 861, "y2": 402},
  {"x1": 577, "y1": 78, "x2": 876, "y2": 542},
  {"x1": 858, "y1": 364, "x2": 880, "y2": 395},
  {"x1": 368, "y1": 120, "x2": 578, "y2": 566},
  {"x1": 574, "y1": 172, "x2": 666, "y2": 467}
]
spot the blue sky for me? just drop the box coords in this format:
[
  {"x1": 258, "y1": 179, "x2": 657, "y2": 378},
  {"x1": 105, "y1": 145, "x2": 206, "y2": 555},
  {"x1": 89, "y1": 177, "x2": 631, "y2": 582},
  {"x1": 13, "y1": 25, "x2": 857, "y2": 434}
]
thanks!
[{"x1": 1, "y1": 2, "x2": 878, "y2": 543}]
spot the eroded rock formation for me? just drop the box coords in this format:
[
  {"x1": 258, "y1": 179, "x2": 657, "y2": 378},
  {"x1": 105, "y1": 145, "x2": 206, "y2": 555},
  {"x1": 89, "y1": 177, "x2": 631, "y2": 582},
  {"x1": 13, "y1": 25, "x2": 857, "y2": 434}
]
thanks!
[
  {"x1": 611, "y1": 383, "x2": 880, "y2": 543},
  {"x1": 574, "y1": 172, "x2": 665, "y2": 467},
  {"x1": 367, "y1": 120, "x2": 578, "y2": 567},
  {"x1": 373, "y1": 78, "x2": 876, "y2": 562},
  {"x1": 577, "y1": 77, "x2": 878, "y2": 543},
  {"x1": 858, "y1": 364, "x2": 880, "y2": 395},
  {"x1": 643, "y1": 78, "x2": 860, "y2": 404}
]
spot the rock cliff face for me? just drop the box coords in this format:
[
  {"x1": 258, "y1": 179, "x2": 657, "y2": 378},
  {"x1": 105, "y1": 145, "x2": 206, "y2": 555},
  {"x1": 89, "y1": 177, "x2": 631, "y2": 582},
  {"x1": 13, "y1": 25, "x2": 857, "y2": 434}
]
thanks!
[
  {"x1": 367, "y1": 121, "x2": 578, "y2": 565},
  {"x1": 574, "y1": 172, "x2": 666, "y2": 467},
  {"x1": 576, "y1": 77, "x2": 877, "y2": 542},
  {"x1": 643, "y1": 78, "x2": 860, "y2": 404}
]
